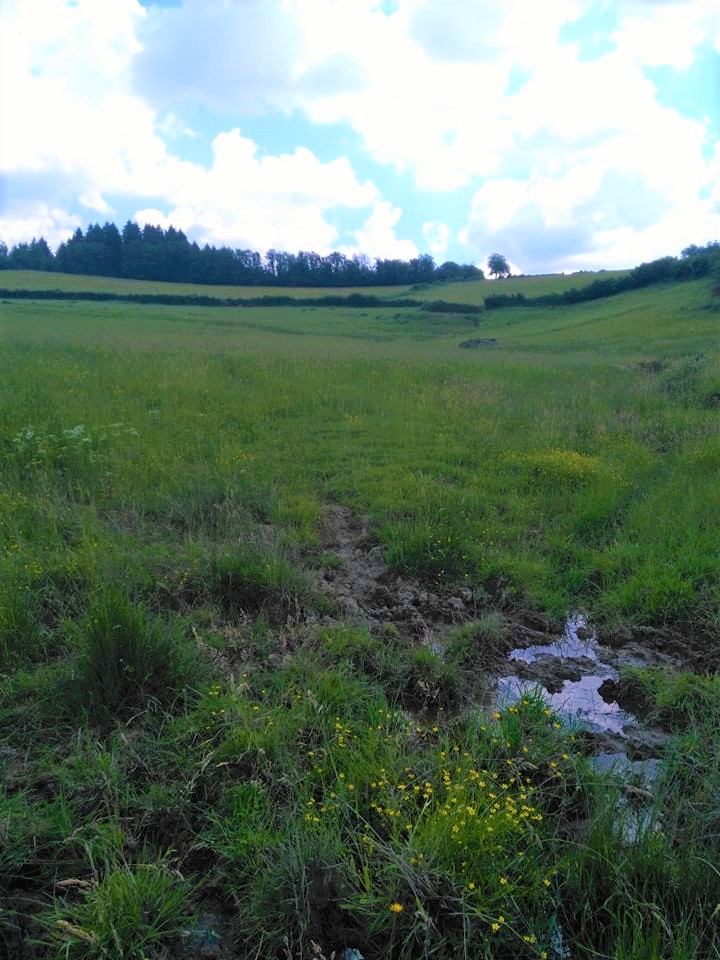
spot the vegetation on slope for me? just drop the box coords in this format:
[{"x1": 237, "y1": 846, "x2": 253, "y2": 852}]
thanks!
[{"x1": 1, "y1": 269, "x2": 719, "y2": 958}]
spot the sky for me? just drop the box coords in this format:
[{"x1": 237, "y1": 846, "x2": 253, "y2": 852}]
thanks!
[{"x1": 1, "y1": 0, "x2": 719, "y2": 275}]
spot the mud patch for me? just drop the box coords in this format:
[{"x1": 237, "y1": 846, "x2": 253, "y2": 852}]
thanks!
[
  {"x1": 315, "y1": 510, "x2": 679, "y2": 759},
  {"x1": 317, "y1": 505, "x2": 475, "y2": 640}
]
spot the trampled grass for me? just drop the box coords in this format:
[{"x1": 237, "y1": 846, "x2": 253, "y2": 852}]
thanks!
[{"x1": 1, "y1": 271, "x2": 719, "y2": 957}]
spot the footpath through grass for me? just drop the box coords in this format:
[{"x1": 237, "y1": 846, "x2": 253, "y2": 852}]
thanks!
[{"x1": 1, "y1": 275, "x2": 719, "y2": 958}]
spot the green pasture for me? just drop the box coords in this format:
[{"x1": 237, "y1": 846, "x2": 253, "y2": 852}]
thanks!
[
  {"x1": 1, "y1": 272, "x2": 720, "y2": 958},
  {"x1": 0, "y1": 265, "x2": 630, "y2": 306},
  {"x1": 411, "y1": 268, "x2": 630, "y2": 304},
  {"x1": 2, "y1": 277, "x2": 719, "y2": 625},
  {"x1": 0, "y1": 269, "x2": 413, "y2": 300}
]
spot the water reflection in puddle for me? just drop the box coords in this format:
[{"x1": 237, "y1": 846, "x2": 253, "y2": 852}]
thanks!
[
  {"x1": 495, "y1": 616, "x2": 665, "y2": 845},
  {"x1": 497, "y1": 615, "x2": 635, "y2": 736},
  {"x1": 497, "y1": 674, "x2": 632, "y2": 734},
  {"x1": 509, "y1": 618, "x2": 598, "y2": 664}
]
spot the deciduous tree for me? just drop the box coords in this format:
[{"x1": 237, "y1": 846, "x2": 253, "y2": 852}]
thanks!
[{"x1": 487, "y1": 252, "x2": 510, "y2": 279}]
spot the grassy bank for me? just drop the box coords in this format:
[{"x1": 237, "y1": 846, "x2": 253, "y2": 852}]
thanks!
[
  {"x1": 0, "y1": 267, "x2": 630, "y2": 306},
  {"x1": 1, "y1": 273, "x2": 719, "y2": 957}
]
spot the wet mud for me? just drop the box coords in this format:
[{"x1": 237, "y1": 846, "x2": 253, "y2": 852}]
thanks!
[
  {"x1": 317, "y1": 505, "x2": 475, "y2": 638},
  {"x1": 315, "y1": 506, "x2": 687, "y2": 765}
]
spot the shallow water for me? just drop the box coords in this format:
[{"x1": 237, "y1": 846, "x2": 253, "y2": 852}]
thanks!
[
  {"x1": 497, "y1": 673, "x2": 633, "y2": 734},
  {"x1": 509, "y1": 615, "x2": 599, "y2": 664},
  {"x1": 497, "y1": 614, "x2": 635, "y2": 736},
  {"x1": 592, "y1": 752, "x2": 660, "y2": 783}
]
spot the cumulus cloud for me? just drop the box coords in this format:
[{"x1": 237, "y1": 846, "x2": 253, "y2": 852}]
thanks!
[
  {"x1": 289, "y1": 0, "x2": 514, "y2": 189},
  {"x1": 131, "y1": 129, "x2": 380, "y2": 253},
  {"x1": 465, "y1": 160, "x2": 716, "y2": 273},
  {"x1": 0, "y1": 0, "x2": 394, "y2": 257},
  {"x1": 612, "y1": 0, "x2": 720, "y2": 68},
  {"x1": 422, "y1": 221, "x2": 450, "y2": 256},
  {"x1": 462, "y1": 16, "x2": 720, "y2": 271},
  {"x1": 2, "y1": 0, "x2": 720, "y2": 269},
  {"x1": 353, "y1": 201, "x2": 418, "y2": 260},
  {"x1": 0, "y1": 203, "x2": 82, "y2": 250}
]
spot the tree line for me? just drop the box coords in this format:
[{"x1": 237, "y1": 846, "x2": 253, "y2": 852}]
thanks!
[{"x1": 0, "y1": 221, "x2": 483, "y2": 288}]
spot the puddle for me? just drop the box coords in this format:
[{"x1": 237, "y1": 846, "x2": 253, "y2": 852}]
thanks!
[
  {"x1": 508, "y1": 616, "x2": 598, "y2": 663},
  {"x1": 498, "y1": 674, "x2": 632, "y2": 734},
  {"x1": 591, "y1": 752, "x2": 660, "y2": 784},
  {"x1": 497, "y1": 615, "x2": 634, "y2": 736},
  {"x1": 590, "y1": 754, "x2": 662, "y2": 843}
]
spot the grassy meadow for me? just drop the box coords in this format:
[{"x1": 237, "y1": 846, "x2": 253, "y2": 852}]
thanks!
[
  {"x1": 0, "y1": 267, "x2": 630, "y2": 305},
  {"x1": 1, "y1": 271, "x2": 720, "y2": 958}
]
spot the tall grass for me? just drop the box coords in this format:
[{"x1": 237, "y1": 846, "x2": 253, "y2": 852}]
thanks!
[
  {"x1": 70, "y1": 590, "x2": 200, "y2": 719},
  {"x1": 0, "y1": 274, "x2": 719, "y2": 957}
]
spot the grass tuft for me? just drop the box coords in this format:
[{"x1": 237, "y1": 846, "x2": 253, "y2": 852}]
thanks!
[
  {"x1": 45, "y1": 854, "x2": 193, "y2": 960},
  {"x1": 70, "y1": 590, "x2": 200, "y2": 720}
]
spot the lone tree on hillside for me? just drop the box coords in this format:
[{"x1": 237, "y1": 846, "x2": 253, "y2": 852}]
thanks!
[{"x1": 487, "y1": 252, "x2": 511, "y2": 278}]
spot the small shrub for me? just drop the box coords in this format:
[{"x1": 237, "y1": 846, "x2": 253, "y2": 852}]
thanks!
[
  {"x1": 399, "y1": 646, "x2": 463, "y2": 708},
  {"x1": 623, "y1": 667, "x2": 720, "y2": 728},
  {"x1": 210, "y1": 545, "x2": 312, "y2": 620},
  {"x1": 321, "y1": 624, "x2": 400, "y2": 681},
  {"x1": 519, "y1": 449, "x2": 601, "y2": 488},
  {"x1": 658, "y1": 353, "x2": 707, "y2": 401}
]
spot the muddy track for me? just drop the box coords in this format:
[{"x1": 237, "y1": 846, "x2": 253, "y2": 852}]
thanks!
[
  {"x1": 314, "y1": 505, "x2": 707, "y2": 761},
  {"x1": 317, "y1": 505, "x2": 473, "y2": 639}
]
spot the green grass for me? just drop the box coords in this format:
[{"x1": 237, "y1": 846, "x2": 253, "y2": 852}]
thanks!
[
  {"x1": 0, "y1": 269, "x2": 415, "y2": 300},
  {"x1": 1, "y1": 269, "x2": 719, "y2": 957},
  {"x1": 68, "y1": 589, "x2": 202, "y2": 721},
  {"x1": 1, "y1": 280, "x2": 718, "y2": 625},
  {"x1": 0, "y1": 266, "x2": 630, "y2": 306},
  {"x1": 45, "y1": 854, "x2": 194, "y2": 960}
]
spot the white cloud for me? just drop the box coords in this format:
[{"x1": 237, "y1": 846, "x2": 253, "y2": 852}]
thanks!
[
  {"x1": 612, "y1": 1, "x2": 720, "y2": 68},
  {"x1": 465, "y1": 156, "x2": 720, "y2": 273},
  {"x1": 288, "y1": 0, "x2": 514, "y2": 189},
  {"x1": 408, "y1": 0, "x2": 506, "y2": 63},
  {"x1": 461, "y1": 19, "x2": 719, "y2": 272},
  {"x1": 131, "y1": 129, "x2": 380, "y2": 254},
  {"x1": 157, "y1": 112, "x2": 197, "y2": 140},
  {"x1": 0, "y1": 204, "x2": 82, "y2": 250},
  {"x1": 422, "y1": 221, "x2": 450, "y2": 256},
  {"x1": 353, "y1": 202, "x2": 418, "y2": 261}
]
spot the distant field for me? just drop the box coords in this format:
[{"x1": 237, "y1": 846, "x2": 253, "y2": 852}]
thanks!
[
  {"x1": 0, "y1": 266, "x2": 630, "y2": 306},
  {"x1": 2, "y1": 271, "x2": 720, "y2": 959},
  {"x1": 411, "y1": 269, "x2": 630, "y2": 304},
  {"x1": 2, "y1": 277, "x2": 713, "y2": 358},
  {"x1": 0, "y1": 269, "x2": 414, "y2": 300}
]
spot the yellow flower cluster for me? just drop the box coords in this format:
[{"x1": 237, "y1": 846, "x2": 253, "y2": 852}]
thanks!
[{"x1": 519, "y1": 448, "x2": 601, "y2": 485}]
